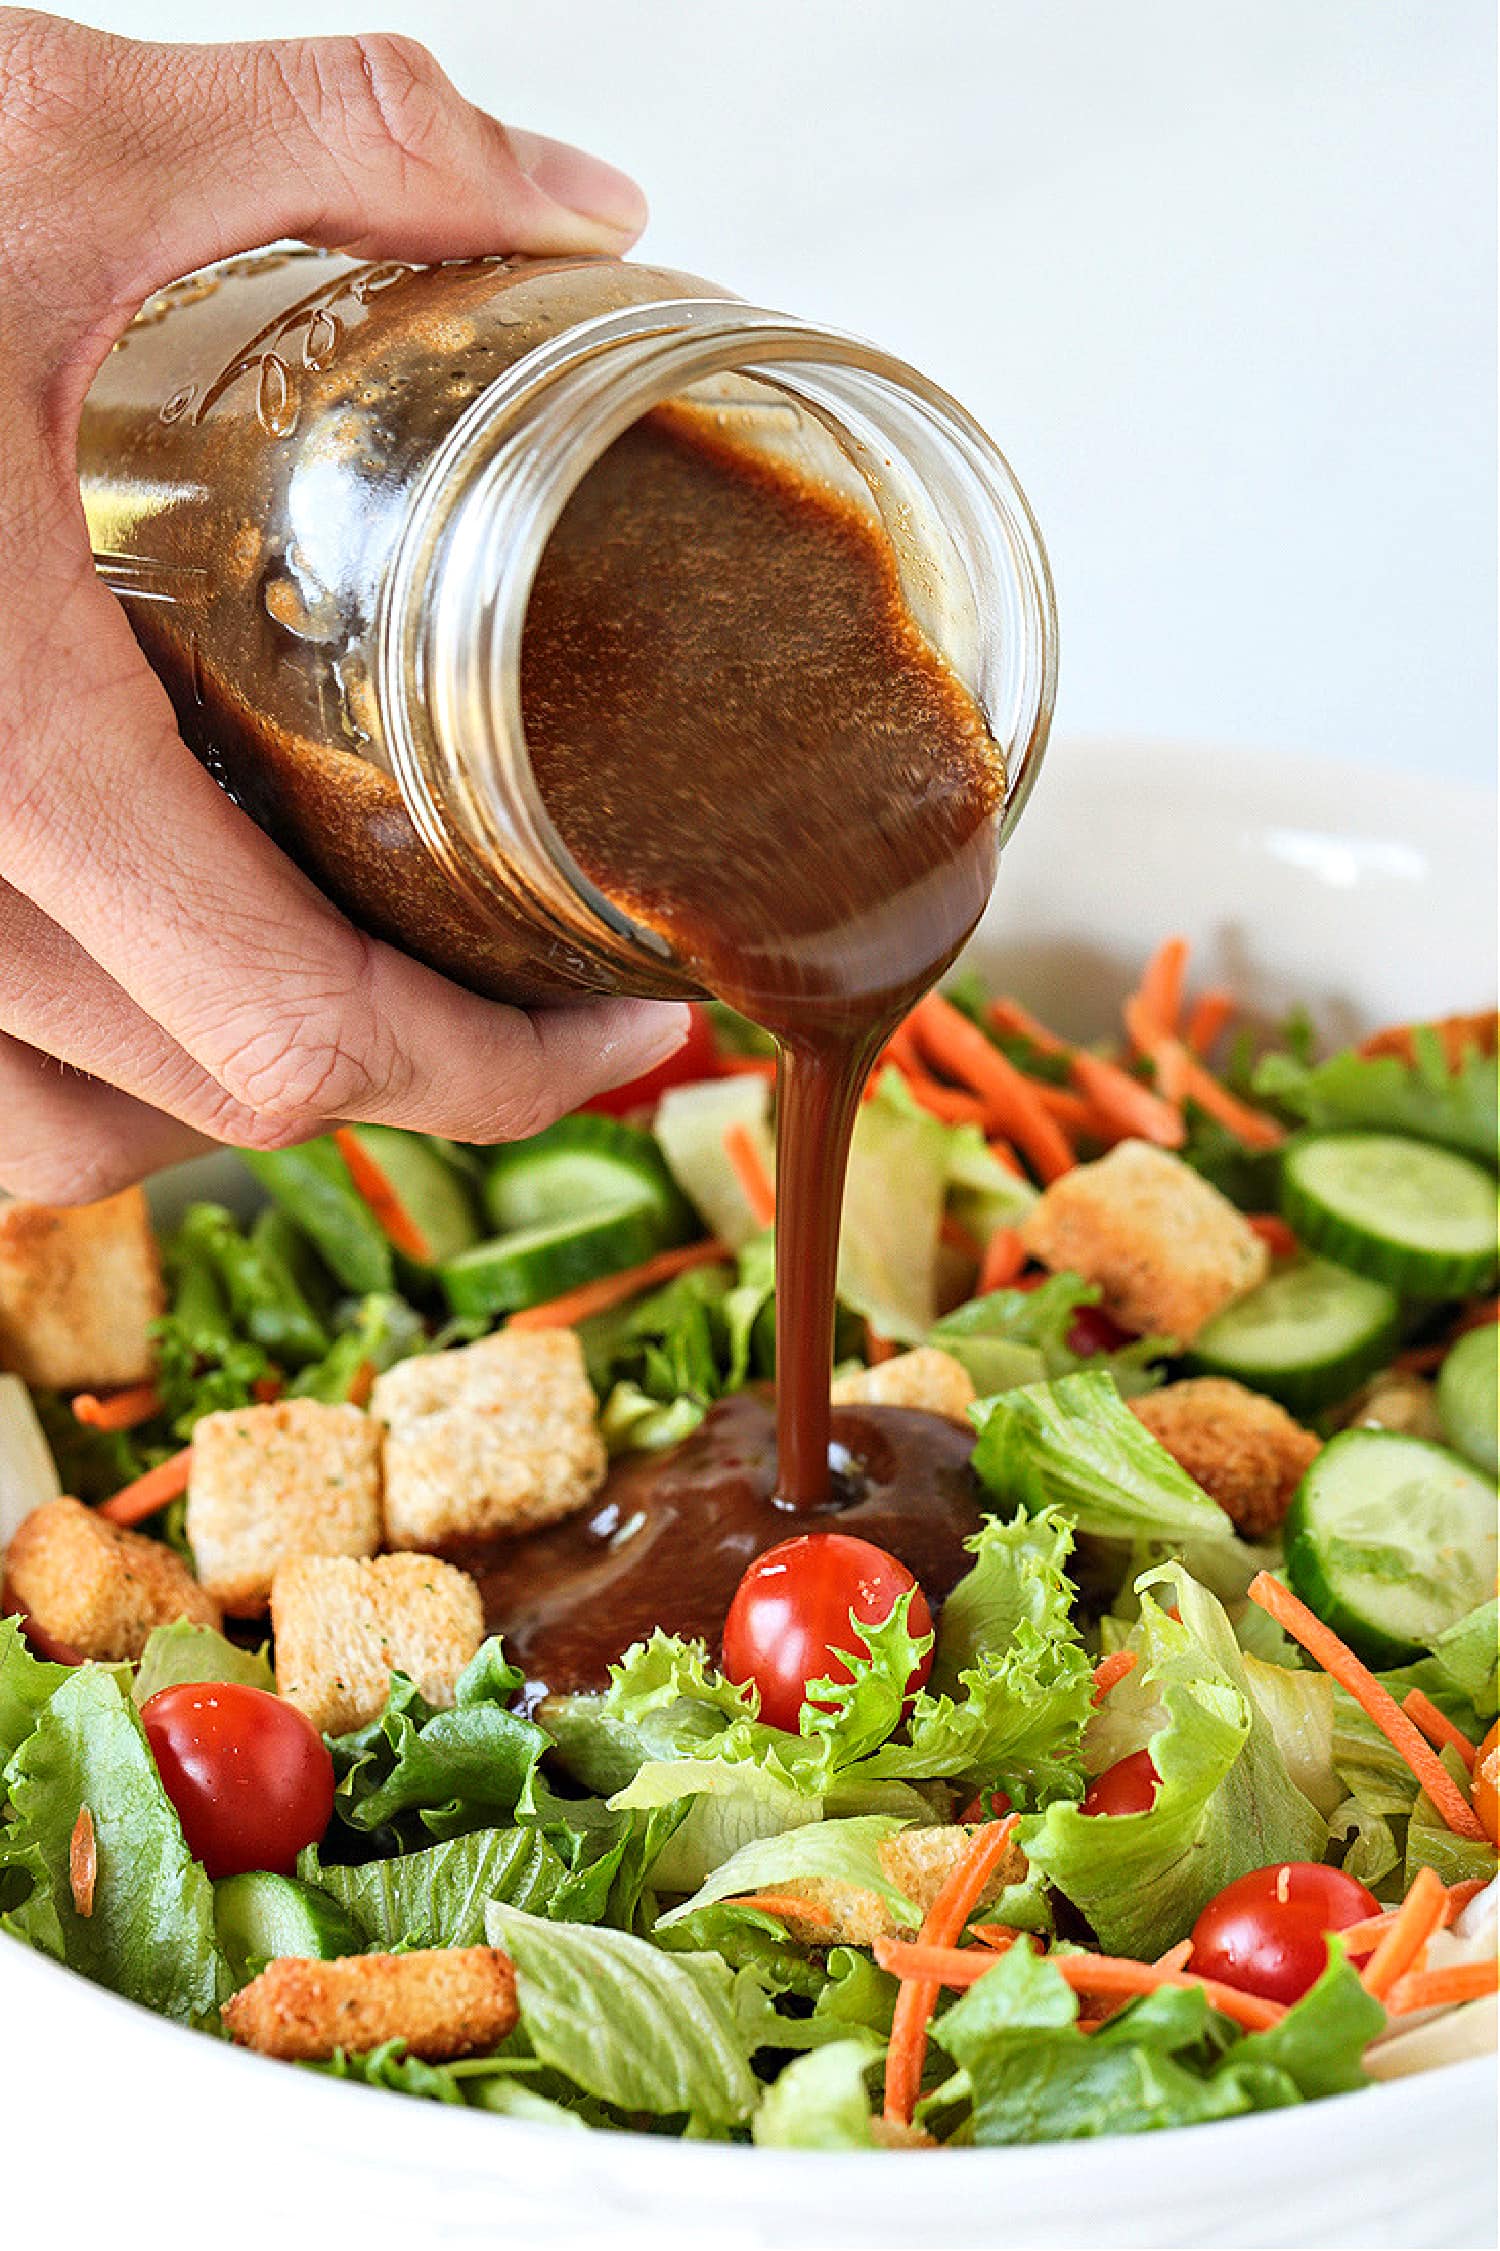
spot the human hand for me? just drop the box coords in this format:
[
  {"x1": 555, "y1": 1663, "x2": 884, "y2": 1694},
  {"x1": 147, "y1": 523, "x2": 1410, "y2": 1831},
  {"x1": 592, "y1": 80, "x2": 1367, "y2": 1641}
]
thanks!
[{"x1": 0, "y1": 9, "x2": 689, "y2": 1202}]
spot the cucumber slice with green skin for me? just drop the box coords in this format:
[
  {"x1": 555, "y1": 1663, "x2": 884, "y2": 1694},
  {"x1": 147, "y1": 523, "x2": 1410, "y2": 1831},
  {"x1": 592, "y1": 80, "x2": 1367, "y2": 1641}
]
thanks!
[
  {"x1": 1437, "y1": 1324, "x2": 1499, "y2": 1478},
  {"x1": 440, "y1": 1196, "x2": 664, "y2": 1318},
  {"x1": 342, "y1": 1125, "x2": 484, "y2": 1268},
  {"x1": 1280, "y1": 1130, "x2": 1499, "y2": 1299},
  {"x1": 484, "y1": 1115, "x2": 691, "y2": 1242},
  {"x1": 214, "y1": 1871, "x2": 364, "y2": 1986},
  {"x1": 1186, "y1": 1254, "x2": 1400, "y2": 1414},
  {"x1": 1284, "y1": 1427, "x2": 1500, "y2": 1665}
]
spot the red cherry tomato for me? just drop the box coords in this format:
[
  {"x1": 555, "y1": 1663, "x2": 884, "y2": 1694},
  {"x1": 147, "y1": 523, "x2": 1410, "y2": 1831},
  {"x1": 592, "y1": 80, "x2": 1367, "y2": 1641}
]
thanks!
[
  {"x1": 584, "y1": 1004, "x2": 720, "y2": 1118},
  {"x1": 1188, "y1": 1861, "x2": 1381, "y2": 2005},
  {"x1": 1012, "y1": 1272, "x2": 1133, "y2": 1356},
  {"x1": 1080, "y1": 1748, "x2": 1161, "y2": 1817},
  {"x1": 721, "y1": 1534, "x2": 933, "y2": 1734},
  {"x1": 140, "y1": 1682, "x2": 334, "y2": 1880}
]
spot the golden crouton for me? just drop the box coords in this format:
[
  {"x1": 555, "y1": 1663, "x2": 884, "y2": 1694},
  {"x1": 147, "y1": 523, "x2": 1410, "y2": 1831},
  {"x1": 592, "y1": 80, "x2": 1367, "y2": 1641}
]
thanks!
[
  {"x1": 0, "y1": 1189, "x2": 163, "y2": 1391},
  {"x1": 831, "y1": 1347, "x2": 977, "y2": 1423},
  {"x1": 3, "y1": 1496, "x2": 219, "y2": 1660},
  {"x1": 222, "y1": 1946, "x2": 517, "y2": 2063},
  {"x1": 1131, "y1": 1377, "x2": 1320, "y2": 1537},
  {"x1": 1019, "y1": 1140, "x2": 1268, "y2": 1343},
  {"x1": 374, "y1": 1329, "x2": 606, "y2": 1549},
  {"x1": 736, "y1": 1824, "x2": 1027, "y2": 1948},
  {"x1": 272, "y1": 1552, "x2": 485, "y2": 1735},
  {"x1": 187, "y1": 1400, "x2": 382, "y2": 1616}
]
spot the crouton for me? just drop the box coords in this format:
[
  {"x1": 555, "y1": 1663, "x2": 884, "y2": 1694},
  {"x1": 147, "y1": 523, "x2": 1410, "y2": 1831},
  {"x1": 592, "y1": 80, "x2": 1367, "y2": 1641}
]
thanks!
[
  {"x1": 0, "y1": 1189, "x2": 163, "y2": 1391},
  {"x1": 374, "y1": 1328, "x2": 606, "y2": 1549},
  {"x1": 222, "y1": 1946, "x2": 517, "y2": 2063},
  {"x1": 1019, "y1": 1140, "x2": 1268, "y2": 1343},
  {"x1": 1131, "y1": 1377, "x2": 1320, "y2": 1537},
  {"x1": 272, "y1": 1552, "x2": 485, "y2": 1735},
  {"x1": 734, "y1": 1824, "x2": 1027, "y2": 1948},
  {"x1": 187, "y1": 1400, "x2": 381, "y2": 1616},
  {"x1": 3, "y1": 1495, "x2": 219, "y2": 1660},
  {"x1": 831, "y1": 1347, "x2": 976, "y2": 1423}
]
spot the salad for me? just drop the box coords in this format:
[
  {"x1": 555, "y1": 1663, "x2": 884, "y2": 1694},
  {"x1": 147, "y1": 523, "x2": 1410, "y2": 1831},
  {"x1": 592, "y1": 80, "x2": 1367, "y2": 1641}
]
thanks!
[{"x1": 0, "y1": 938, "x2": 1495, "y2": 2150}]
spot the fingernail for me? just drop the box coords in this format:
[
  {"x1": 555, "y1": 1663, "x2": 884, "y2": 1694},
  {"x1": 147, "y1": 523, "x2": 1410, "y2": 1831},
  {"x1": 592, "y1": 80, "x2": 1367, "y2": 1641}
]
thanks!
[
  {"x1": 603, "y1": 1001, "x2": 692, "y2": 1081},
  {"x1": 508, "y1": 129, "x2": 647, "y2": 244}
]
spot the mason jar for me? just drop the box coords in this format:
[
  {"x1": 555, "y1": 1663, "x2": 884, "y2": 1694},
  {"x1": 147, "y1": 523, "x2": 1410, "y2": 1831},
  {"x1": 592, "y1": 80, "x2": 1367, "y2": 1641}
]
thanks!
[{"x1": 79, "y1": 249, "x2": 1057, "y2": 1008}]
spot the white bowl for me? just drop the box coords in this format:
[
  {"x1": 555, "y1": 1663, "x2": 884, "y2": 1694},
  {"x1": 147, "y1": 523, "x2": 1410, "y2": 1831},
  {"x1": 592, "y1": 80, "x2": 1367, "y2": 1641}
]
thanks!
[{"x1": 2, "y1": 738, "x2": 1495, "y2": 2251}]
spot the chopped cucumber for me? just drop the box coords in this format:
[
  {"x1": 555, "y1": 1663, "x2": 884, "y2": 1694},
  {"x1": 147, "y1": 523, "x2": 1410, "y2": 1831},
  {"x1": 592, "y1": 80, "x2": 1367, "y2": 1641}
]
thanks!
[
  {"x1": 1187, "y1": 1254, "x2": 1400, "y2": 1414},
  {"x1": 1437, "y1": 1325, "x2": 1499, "y2": 1478},
  {"x1": 484, "y1": 1115, "x2": 690, "y2": 1242},
  {"x1": 341, "y1": 1125, "x2": 484, "y2": 1267},
  {"x1": 214, "y1": 1870, "x2": 364, "y2": 1986},
  {"x1": 1284, "y1": 1428, "x2": 1500, "y2": 1664},
  {"x1": 1280, "y1": 1130, "x2": 1499, "y2": 1299},
  {"x1": 440, "y1": 1197, "x2": 664, "y2": 1319}
]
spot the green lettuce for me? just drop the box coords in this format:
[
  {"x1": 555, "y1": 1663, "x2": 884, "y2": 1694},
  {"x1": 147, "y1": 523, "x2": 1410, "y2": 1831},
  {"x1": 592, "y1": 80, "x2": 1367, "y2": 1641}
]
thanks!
[
  {"x1": 656, "y1": 1815, "x2": 919, "y2": 1931},
  {"x1": 1430, "y1": 1598, "x2": 1499, "y2": 1722},
  {"x1": 329, "y1": 1640, "x2": 547, "y2": 1843},
  {"x1": 836, "y1": 1072, "x2": 955, "y2": 1343},
  {"x1": 932, "y1": 1275, "x2": 1169, "y2": 1400},
  {"x1": 132, "y1": 1622, "x2": 274, "y2": 1704},
  {"x1": 753, "y1": 2040, "x2": 878, "y2": 2149},
  {"x1": 301, "y1": 1827, "x2": 571, "y2": 1949},
  {"x1": 1255, "y1": 1029, "x2": 1498, "y2": 1165},
  {"x1": 0, "y1": 1615, "x2": 70, "y2": 1771}
]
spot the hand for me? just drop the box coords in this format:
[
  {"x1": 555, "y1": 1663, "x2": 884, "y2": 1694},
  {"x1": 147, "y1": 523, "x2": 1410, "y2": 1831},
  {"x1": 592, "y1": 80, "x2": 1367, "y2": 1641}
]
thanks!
[{"x1": 0, "y1": 10, "x2": 689, "y2": 1203}]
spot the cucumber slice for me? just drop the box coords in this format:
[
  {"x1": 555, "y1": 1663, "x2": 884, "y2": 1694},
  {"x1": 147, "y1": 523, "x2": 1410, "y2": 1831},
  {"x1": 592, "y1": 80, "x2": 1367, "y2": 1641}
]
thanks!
[
  {"x1": 1284, "y1": 1428, "x2": 1500, "y2": 1664},
  {"x1": 342, "y1": 1125, "x2": 484, "y2": 1267},
  {"x1": 1281, "y1": 1131, "x2": 1499, "y2": 1299},
  {"x1": 214, "y1": 1871, "x2": 364, "y2": 1986},
  {"x1": 485, "y1": 1115, "x2": 690, "y2": 1241},
  {"x1": 1187, "y1": 1254, "x2": 1400, "y2": 1414},
  {"x1": 440, "y1": 1196, "x2": 663, "y2": 1318},
  {"x1": 1437, "y1": 1325, "x2": 1499, "y2": 1478}
]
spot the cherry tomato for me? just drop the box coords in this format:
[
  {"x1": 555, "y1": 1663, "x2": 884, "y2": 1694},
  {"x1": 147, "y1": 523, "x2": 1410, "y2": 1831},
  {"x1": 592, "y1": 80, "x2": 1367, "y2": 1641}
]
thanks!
[
  {"x1": 140, "y1": 1682, "x2": 334, "y2": 1880},
  {"x1": 1188, "y1": 1861, "x2": 1381, "y2": 2004},
  {"x1": 584, "y1": 1004, "x2": 720, "y2": 1118},
  {"x1": 1080, "y1": 1749, "x2": 1161, "y2": 1817},
  {"x1": 721, "y1": 1533, "x2": 933, "y2": 1734},
  {"x1": 1473, "y1": 1721, "x2": 1499, "y2": 1846},
  {"x1": 1012, "y1": 1272, "x2": 1133, "y2": 1357}
]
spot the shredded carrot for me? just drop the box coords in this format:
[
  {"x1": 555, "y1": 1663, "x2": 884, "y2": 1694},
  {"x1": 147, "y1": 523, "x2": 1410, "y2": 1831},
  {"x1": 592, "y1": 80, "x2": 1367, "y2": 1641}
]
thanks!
[
  {"x1": 1068, "y1": 1049, "x2": 1185, "y2": 1149},
  {"x1": 1124, "y1": 996, "x2": 1284, "y2": 1148},
  {"x1": 345, "y1": 1358, "x2": 377, "y2": 1411},
  {"x1": 1091, "y1": 1648, "x2": 1138, "y2": 1706},
  {"x1": 1248, "y1": 1574, "x2": 1487, "y2": 1841},
  {"x1": 1444, "y1": 1878, "x2": 1491, "y2": 1920},
  {"x1": 69, "y1": 1806, "x2": 96, "y2": 1919},
  {"x1": 978, "y1": 1226, "x2": 1027, "y2": 1295},
  {"x1": 940, "y1": 1214, "x2": 983, "y2": 1262},
  {"x1": 1185, "y1": 989, "x2": 1236, "y2": 1057},
  {"x1": 882, "y1": 1815, "x2": 1019, "y2": 2125},
  {"x1": 1455, "y1": 1297, "x2": 1500, "y2": 1336},
  {"x1": 909, "y1": 995, "x2": 1075, "y2": 1182},
  {"x1": 506, "y1": 1239, "x2": 728, "y2": 1333},
  {"x1": 1338, "y1": 1912, "x2": 1399, "y2": 1957},
  {"x1": 332, "y1": 1127, "x2": 432, "y2": 1263},
  {"x1": 901, "y1": 1072, "x2": 991, "y2": 1127},
  {"x1": 884, "y1": 1023, "x2": 924, "y2": 1074},
  {"x1": 70, "y1": 1384, "x2": 163, "y2": 1432},
  {"x1": 723, "y1": 1121, "x2": 776, "y2": 1227},
  {"x1": 875, "y1": 1938, "x2": 1285, "y2": 2032},
  {"x1": 97, "y1": 1446, "x2": 194, "y2": 1528},
  {"x1": 1362, "y1": 1867, "x2": 1452, "y2": 1999},
  {"x1": 1393, "y1": 1342, "x2": 1451, "y2": 1376},
  {"x1": 716, "y1": 1055, "x2": 777, "y2": 1081},
  {"x1": 986, "y1": 997, "x2": 1068, "y2": 1056},
  {"x1": 1387, "y1": 1960, "x2": 1499, "y2": 2015},
  {"x1": 986, "y1": 1138, "x2": 1024, "y2": 1178},
  {"x1": 1153, "y1": 1940, "x2": 1193, "y2": 1974},
  {"x1": 251, "y1": 1373, "x2": 285, "y2": 1405},
  {"x1": 1403, "y1": 1690, "x2": 1479, "y2": 1774},
  {"x1": 725, "y1": 1892, "x2": 833, "y2": 1928},
  {"x1": 1248, "y1": 1213, "x2": 1300, "y2": 1261},
  {"x1": 865, "y1": 1324, "x2": 899, "y2": 1366},
  {"x1": 1359, "y1": 1012, "x2": 1498, "y2": 1069},
  {"x1": 969, "y1": 1923, "x2": 1023, "y2": 1952},
  {"x1": 1035, "y1": 1083, "x2": 1096, "y2": 1135},
  {"x1": 1137, "y1": 937, "x2": 1190, "y2": 1037}
]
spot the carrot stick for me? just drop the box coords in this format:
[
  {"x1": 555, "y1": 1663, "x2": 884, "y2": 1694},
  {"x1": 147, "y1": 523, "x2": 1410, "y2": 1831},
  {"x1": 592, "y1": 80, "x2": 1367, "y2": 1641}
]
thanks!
[
  {"x1": 902, "y1": 1073, "x2": 991, "y2": 1127},
  {"x1": 723, "y1": 1122, "x2": 776, "y2": 1227},
  {"x1": 1068, "y1": 1050, "x2": 1185, "y2": 1149},
  {"x1": 1185, "y1": 989, "x2": 1237, "y2": 1058},
  {"x1": 987, "y1": 997, "x2": 1068, "y2": 1056},
  {"x1": 1444, "y1": 1879, "x2": 1491, "y2": 1920},
  {"x1": 978, "y1": 1226, "x2": 1027, "y2": 1295},
  {"x1": 1091, "y1": 1648, "x2": 1138, "y2": 1706},
  {"x1": 909, "y1": 995, "x2": 1075, "y2": 1183},
  {"x1": 1154, "y1": 1940, "x2": 1193, "y2": 1974},
  {"x1": 1247, "y1": 1214, "x2": 1300, "y2": 1260},
  {"x1": 1035, "y1": 1084, "x2": 1096, "y2": 1135},
  {"x1": 1338, "y1": 1912, "x2": 1399, "y2": 1957},
  {"x1": 940, "y1": 1214, "x2": 983, "y2": 1262},
  {"x1": 98, "y1": 1447, "x2": 193, "y2": 1527},
  {"x1": 345, "y1": 1359, "x2": 377, "y2": 1411},
  {"x1": 332, "y1": 1127, "x2": 432, "y2": 1263},
  {"x1": 506, "y1": 1239, "x2": 728, "y2": 1333},
  {"x1": 969, "y1": 1924, "x2": 1024, "y2": 1952},
  {"x1": 251, "y1": 1373, "x2": 285, "y2": 1405},
  {"x1": 1137, "y1": 937, "x2": 1190, "y2": 1037},
  {"x1": 1247, "y1": 1574, "x2": 1487, "y2": 1841},
  {"x1": 1386, "y1": 1961, "x2": 1499, "y2": 2015},
  {"x1": 70, "y1": 1384, "x2": 163, "y2": 1432},
  {"x1": 986, "y1": 1138, "x2": 1024, "y2": 1178},
  {"x1": 865, "y1": 1324, "x2": 899, "y2": 1366},
  {"x1": 1362, "y1": 1867, "x2": 1449, "y2": 2000},
  {"x1": 1403, "y1": 1690, "x2": 1479, "y2": 1774},
  {"x1": 882, "y1": 1815, "x2": 1019, "y2": 2125},
  {"x1": 874, "y1": 1938, "x2": 1286, "y2": 2032},
  {"x1": 725, "y1": 1892, "x2": 834, "y2": 1928},
  {"x1": 1124, "y1": 997, "x2": 1285, "y2": 1148}
]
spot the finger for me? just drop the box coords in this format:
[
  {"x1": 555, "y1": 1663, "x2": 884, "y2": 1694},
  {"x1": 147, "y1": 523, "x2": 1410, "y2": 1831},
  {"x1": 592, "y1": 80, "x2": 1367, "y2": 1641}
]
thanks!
[{"x1": 0, "y1": 1032, "x2": 214, "y2": 1204}]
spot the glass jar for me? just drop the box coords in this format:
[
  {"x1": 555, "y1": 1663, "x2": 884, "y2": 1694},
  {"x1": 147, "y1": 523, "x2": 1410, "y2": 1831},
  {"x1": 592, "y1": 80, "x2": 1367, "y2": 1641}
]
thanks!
[{"x1": 79, "y1": 250, "x2": 1057, "y2": 1007}]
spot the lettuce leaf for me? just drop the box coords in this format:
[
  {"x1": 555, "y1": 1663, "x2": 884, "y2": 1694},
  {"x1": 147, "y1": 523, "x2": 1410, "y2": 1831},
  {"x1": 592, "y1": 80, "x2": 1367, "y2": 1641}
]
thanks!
[
  {"x1": 132, "y1": 1622, "x2": 274, "y2": 1704},
  {"x1": 836, "y1": 1072, "x2": 954, "y2": 1344},
  {"x1": 932, "y1": 1275, "x2": 1169, "y2": 1400},
  {"x1": 329, "y1": 1639, "x2": 547, "y2": 1843},
  {"x1": 752, "y1": 2040, "x2": 877, "y2": 2149},
  {"x1": 1430, "y1": 1598, "x2": 1499, "y2": 1723},
  {"x1": 1255, "y1": 1030, "x2": 1498, "y2": 1166},
  {"x1": 931, "y1": 1507, "x2": 1081, "y2": 1694},
  {"x1": 0, "y1": 1614, "x2": 70, "y2": 1772},
  {"x1": 300, "y1": 1827, "x2": 572, "y2": 1948},
  {"x1": 656, "y1": 1815, "x2": 918, "y2": 1930},
  {"x1": 654, "y1": 1075, "x2": 775, "y2": 1251}
]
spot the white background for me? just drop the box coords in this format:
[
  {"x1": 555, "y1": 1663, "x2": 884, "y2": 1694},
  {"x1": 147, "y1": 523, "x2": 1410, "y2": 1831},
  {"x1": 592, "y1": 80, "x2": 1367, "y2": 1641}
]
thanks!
[{"x1": 67, "y1": 0, "x2": 1496, "y2": 785}]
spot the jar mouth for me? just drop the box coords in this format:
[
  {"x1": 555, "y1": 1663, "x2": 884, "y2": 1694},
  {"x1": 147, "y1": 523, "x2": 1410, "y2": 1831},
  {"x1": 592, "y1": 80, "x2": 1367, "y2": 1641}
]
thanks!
[{"x1": 379, "y1": 299, "x2": 1058, "y2": 977}]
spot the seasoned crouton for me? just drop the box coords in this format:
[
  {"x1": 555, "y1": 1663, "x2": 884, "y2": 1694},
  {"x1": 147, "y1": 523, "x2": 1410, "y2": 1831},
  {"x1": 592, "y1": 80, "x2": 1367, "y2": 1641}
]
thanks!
[
  {"x1": 1019, "y1": 1140, "x2": 1268, "y2": 1343},
  {"x1": 222, "y1": 1946, "x2": 517, "y2": 2062},
  {"x1": 3, "y1": 1496, "x2": 219, "y2": 1660},
  {"x1": 0, "y1": 1189, "x2": 163, "y2": 1391},
  {"x1": 832, "y1": 1347, "x2": 976, "y2": 1423},
  {"x1": 374, "y1": 1329, "x2": 606, "y2": 1549},
  {"x1": 187, "y1": 1400, "x2": 381, "y2": 1616},
  {"x1": 1130, "y1": 1377, "x2": 1320, "y2": 1537},
  {"x1": 735, "y1": 1824, "x2": 1027, "y2": 1948},
  {"x1": 272, "y1": 1552, "x2": 485, "y2": 1735}
]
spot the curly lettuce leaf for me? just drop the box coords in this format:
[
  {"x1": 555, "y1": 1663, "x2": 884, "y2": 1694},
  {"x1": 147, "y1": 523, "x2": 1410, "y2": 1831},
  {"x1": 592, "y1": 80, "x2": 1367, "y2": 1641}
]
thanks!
[
  {"x1": 752, "y1": 2040, "x2": 878, "y2": 2149},
  {"x1": 656, "y1": 1814, "x2": 918, "y2": 1931},
  {"x1": 1255, "y1": 1029, "x2": 1498, "y2": 1165},
  {"x1": 933, "y1": 1275, "x2": 1170, "y2": 1400},
  {"x1": 329, "y1": 1639, "x2": 547, "y2": 1842},
  {"x1": 931, "y1": 1506, "x2": 1081, "y2": 1693},
  {"x1": 0, "y1": 1614, "x2": 70, "y2": 1771},
  {"x1": 132, "y1": 1622, "x2": 274, "y2": 1705}
]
